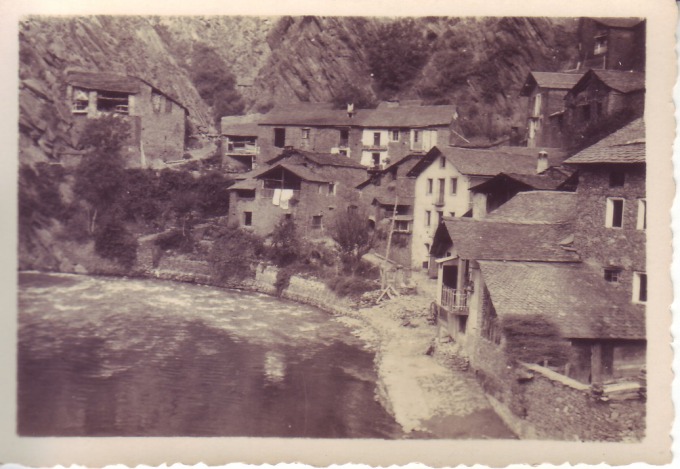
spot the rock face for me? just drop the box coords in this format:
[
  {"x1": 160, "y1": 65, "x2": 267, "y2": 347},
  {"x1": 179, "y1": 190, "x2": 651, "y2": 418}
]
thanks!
[{"x1": 17, "y1": 15, "x2": 578, "y2": 270}]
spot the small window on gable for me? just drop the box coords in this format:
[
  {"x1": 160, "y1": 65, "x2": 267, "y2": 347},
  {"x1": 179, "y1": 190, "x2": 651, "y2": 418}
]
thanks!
[
  {"x1": 152, "y1": 93, "x2": 162, "y2": 113},
  {"x1": 609, "y1": 171, "x2": 625, "y2": 187},
  {"x1": 606, "y1": 198, "x2": 624, "y2": 228},
  {"x1": 633, "y1": 272, "x2": 647, "y2": 304},
  {"x1": 244, "y1": 211, "x2": 252, "y2": 226},
  {"x1": 302, "y1": 128, "x2": 310, "y2": 139},
  {"x1": 427, "y1": 178, "x2": 433, "y2": 194},
  {"x1": 604, "y1": 268, "x2": 621, "y2": 283},
  {"x1": 440, "y1": 156, "x2": 446, "y2": 168},
  {"x1": 637, "y1": 199, "x2": 646, "y2": 230}
]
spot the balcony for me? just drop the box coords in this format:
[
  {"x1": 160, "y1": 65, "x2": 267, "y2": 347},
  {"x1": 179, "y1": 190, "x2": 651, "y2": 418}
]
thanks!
[
  {"x1": 440, "y1": 285, "x2": 469, "y2": 315},
  {"x1": 363, "y1": 145, "x2": 387, "y2": 151},
  {"x1": 433, "y1": 196, "x2": 445, "y2": 207},
  {"x1": 225, "y1": 142, "x2": 259, "y2": 156}
]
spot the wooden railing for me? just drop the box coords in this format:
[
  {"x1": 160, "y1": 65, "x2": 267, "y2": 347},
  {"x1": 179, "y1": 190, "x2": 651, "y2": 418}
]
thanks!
[{"x1": 440, "y1": 285, "x2": 469, "y2": 314}]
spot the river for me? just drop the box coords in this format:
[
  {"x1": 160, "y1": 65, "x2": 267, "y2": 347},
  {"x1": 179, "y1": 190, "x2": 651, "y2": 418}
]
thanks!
[{"x1": 17, "y1": 272, "x2": 403, "y2": 438}]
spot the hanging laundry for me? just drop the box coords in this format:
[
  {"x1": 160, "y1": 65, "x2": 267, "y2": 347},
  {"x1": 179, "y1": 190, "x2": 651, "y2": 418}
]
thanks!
[
  {"x1": 272, "y1": 188, "x2": 282, "y2": 206},
  {"x1": 280, "y1": 189, "x2": 294, "y2": 210}
]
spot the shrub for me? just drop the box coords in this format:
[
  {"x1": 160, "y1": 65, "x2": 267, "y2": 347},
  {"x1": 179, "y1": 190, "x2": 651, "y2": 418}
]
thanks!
[
  {"x1": 209, "y1": 226, "x2": 264, "y2": 282},
  {"x1": 93, "y1": 217, "x2": 138, "y2": 270},
  {"x1": 269, "y1": 217, "x2": 303, "y2": 267},
  {"x1": 329, "y1": 208, "x2": 378, "y2": 273},
  {"x1": 500, "y1": 314, "x2": 572, "y2": 367},
  {"x1": 326, "y1": 274, "x2": 378, "y2": 298},
  {"x1": 331, "y1": 81, "x2": 377, "y2": 110}
]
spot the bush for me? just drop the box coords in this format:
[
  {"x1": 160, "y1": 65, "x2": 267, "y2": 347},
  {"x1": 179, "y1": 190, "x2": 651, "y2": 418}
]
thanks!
[
  {"x1": 501, "y1": 314, "x2": 572, "y2": 367},
  {"x1": 329, "y1": 209, "x2": 378, "y2": 273},
  {"x1": 154, "y1": 229, "x2": 193, "y2": 253},
  {"x1": 269, "y1": 217, "x2": 303, "y2": 267},
  {"x1": 326, "y1": 274, "x2": 378, "y2": 298},
  {"x1": 93, "y1": 217, "x2": 138, "y2": 270},
  {"x1": 209, "y1": 226, "x2": 264, "y2": 282},
  {"x1": 331, "y1": 81, "x2": 377, "y2": 110}
]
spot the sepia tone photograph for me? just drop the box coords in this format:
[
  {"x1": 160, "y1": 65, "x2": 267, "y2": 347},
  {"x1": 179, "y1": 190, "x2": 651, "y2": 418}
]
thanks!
[{"x1": 3, "y1": 0, "x2": 676, "y2": 467}]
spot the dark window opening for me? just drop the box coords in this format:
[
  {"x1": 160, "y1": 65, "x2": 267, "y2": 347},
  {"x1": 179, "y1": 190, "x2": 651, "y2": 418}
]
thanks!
[
  {"x1": 639, "y1": 273, "x2": 647, "y2": 303},
  {"x1": 244, "y1": 211, "x2": 252, "y2": 226},
  {"x1": 373, "y1": 132, "x2": 381, "y2": 146},
  {"x1": 97, "y1": 91, "x2": 129, "y2": 114},
  {"x1": 274, "y1": 128, "x2": 286, "y2": 148},
  {"x1": 604, "y1": 268, "x2": 621, "y2": 283},
  {"x1": 339, "y1": 129, "x2": 349, "y2": 146},
  {"x1": 372, "y1": 153, "x2": 380, "y2": 166},
  {"x1": 311, "y1": 215, "x2": 322, "y2": 229},
  {"x1": 611, "y1": 199, "x2": 624, "y2": 228},
  {"x1": 609, "y1": 171, "x2": 625, "y2": 187}
]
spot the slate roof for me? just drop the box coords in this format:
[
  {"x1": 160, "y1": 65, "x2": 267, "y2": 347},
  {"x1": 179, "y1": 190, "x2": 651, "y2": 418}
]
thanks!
[
  {"x1": 470, "y1": 167, "x2": 575, "y2": 193},
  {"x1": 408, "y1": 146, "x2": 569, "y2": 178},
  {"x1": 356, "y1": 153, "x2": 423, "y2": 189},
  {"x1": 439, "y1": 218, "x2": 578, "y2": 262},
  {"x1": 520, "y1": 72, "x2": 585, "y2": 96},
  {"x1": 592, "y1": 18, "x2": 645, "y2": 29},
  {"x1": 221, "y1": 122, "x2": 260, "y2": 137},
  {"x1": 479, "y1": 261, "x2": 645, "y2": 340},
  {"x1": 66, "y1": 71, "x2": 186, "y2": 109},
  {"x1": 373, "y1": 196, "x2": 415, "y2": 207},
  {"x1": 256, "y1": 162, "x2": 330, "y2": 183},
  {"x1": 359, "y1": 105, "x2": 457, "y2": 128},
  {"x1": 487, "y1": 191, "x2": 577, "y2": 224},
  {"x1": 570, "y1": 69, "x2": 645, "y2": 95},
  {"x1": 227, "y1": 179, "x2": 258, "y2": 191},
  {"x1": 564, "y1": 118, "x2": 645, "y2": 164},
  {"x1": 259, "y1": 102, "x2": 358, "y2": 126},
  {"x1": 266, "y1": 149, "x2": 366, "y2": 169}
]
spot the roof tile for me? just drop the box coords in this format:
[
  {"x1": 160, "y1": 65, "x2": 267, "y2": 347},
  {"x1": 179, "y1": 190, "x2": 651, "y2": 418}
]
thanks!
[{"x1": 564, "y1": 118, "x2": 645, "y2": 164}]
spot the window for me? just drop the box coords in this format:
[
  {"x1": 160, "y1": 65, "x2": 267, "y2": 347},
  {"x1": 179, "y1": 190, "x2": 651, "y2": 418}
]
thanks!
[
  {"x1": 302, "y1": 128, "x2": 310, "y2": 139},
  {"x1": 394, "y1": 220, "x2": 410, "y2": 232},
  {"x1": 390, "y1": 130, "x2": 399, "y2": 141},
  {"x1": 609, "y1": 171, "x2": 625, "y2": 187},
  {"x1": 373, "y1": 132, "x2": 381, "y2": 146},
  {"x1": 312, "y1": 215, "x2": 323, "y2": 229},
  {"x1": 605, "y1": 198, "x2": 624, "y2": 228},
  {"x1": 637, "y1": 199, "x2": 646, "y2": 230},
  {"x1": 372, "y1": 153, "x2": 380, "y2": 166},
  {"x1": 96, "y1": 90, "x2": 129, "y2": 114},
  {"x1": 425, "y1": 210, "x2": 431, "y2": 226},
  {"x1": 594, "y1": 36, "x2": 608, "y2": 55},
  {"x1": 427, "y1": 178, "x2": 433, "y2": 194},
  {"x1": 285, "y1": 213, "x2": 293, "y2": 220},
  {"x1": 72, "y1": 88, "x2": 89, "y2": 113},
  {"x1": 413, "y1": 130, "x2": 420, "y2": 143},
  {"x1": 437, "y1": 211, "x2": 443, "y2": 225},
  {"x1": 450, "y1": 177, "x2": 458, "y2": 195},
  {"x1": 152, "y1": 93, "x2": 162, "y2": 113},
  {"x1": 244, "y1": 211, "x2": 252, "y2": 226},
  {"x1": 338, "y1": 149, "x2": 348, "y2": 157},
  {"x1": 580, "y1": 105, "x2": 591, "y2": 122},
  {"x1": 439, "y1": 156, "x2": 446, "y2": 168},
  {"x1": 633, "y1": 272, "x2": 647, "y2": 304},
  {"x1": 165, "y1": 98, "x2": 172, "y2": 113},
  {"x1": 604, "y1": 268, "x2": 621, "y2": 283},
  {"x1": 274, "y1": 128, "x2": 286, "y2": 148},
  {"x1": 339, "y1": 129, "x2": 349, "y2": 146},
  {"x1": 328, "y1": 183, "x2": 336, "y2": 196}
]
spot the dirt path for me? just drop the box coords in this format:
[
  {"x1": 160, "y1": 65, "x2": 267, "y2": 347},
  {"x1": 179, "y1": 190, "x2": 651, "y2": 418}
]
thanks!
[{"x1": 344, "y1": 288, "x2": 516, "y2": 439}]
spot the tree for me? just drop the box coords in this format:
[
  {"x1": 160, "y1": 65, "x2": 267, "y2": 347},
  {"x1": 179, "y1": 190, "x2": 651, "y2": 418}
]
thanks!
[
  {"x1": 331, "y1": 81, "x2": 377, "y2": 110},
  {"x1": 73, "y1": 115, "x2": 131, "y2": 234},
  {"x1": 329, "y1": 208, "x2": 377, "y2": 273},
  {"x1": 366, "y1": 19, "x2": 430, "y2": 97},
  {"x1": 269, "y1": 217, "x2": 303, "y2": 267},
  {"x1": 209, "y1": 226, "x2": 264, "y2": 282}
]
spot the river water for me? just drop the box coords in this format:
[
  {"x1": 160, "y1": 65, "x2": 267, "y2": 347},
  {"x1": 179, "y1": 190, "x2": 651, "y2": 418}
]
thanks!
[{"x1": 17, "y1": 272, "x2": 404, "y2": 438}]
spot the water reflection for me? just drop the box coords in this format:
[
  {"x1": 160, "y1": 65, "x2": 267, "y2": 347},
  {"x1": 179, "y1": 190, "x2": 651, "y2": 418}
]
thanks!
[{"x1": 18, "y1": 273, "x2": 402, "y2": 438}]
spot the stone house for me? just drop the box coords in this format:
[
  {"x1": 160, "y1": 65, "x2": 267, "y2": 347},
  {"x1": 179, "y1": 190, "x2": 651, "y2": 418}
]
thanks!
[
  {"x1": 428, "y1": 119, "x2": 646, "y2": 440},
  {"x1": 406, "y1": 145, "x2": 569, "y2": 271},
  {"x1": 357, "y1": 103, "x2": 457, "y2": 168},
  {"x1": 355, "y1": 153, "x2": 424, "y2": 266},
  {"x1": 66, "y1": 71, "x2": 187, "y2": 167},
  {"x1": 220, "y1": 122, "x2": 260, "y2": 173},
  {"x1": 226, "y1": 149, "x2": 367, "y2": 237},
  {"x1": 563, "y1": 69, "x2": 645, "y2": 144},
  {"x1": 469, "y1": 165, "x2": 577, "y2": 218},
  {"x1": 256, "y1": 103, "x2": 361, "y2": 165},
  {"x1": 577, "y1": 18, "x2": 645, "y2": 72},
  {"x1": 519, "y1": 71, "x2": 584, "y2": 148}
]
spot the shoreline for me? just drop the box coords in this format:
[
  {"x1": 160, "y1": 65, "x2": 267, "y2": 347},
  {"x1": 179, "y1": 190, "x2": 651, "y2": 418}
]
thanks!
[{"x1": 18, "y1": 266, "x2": 516, "y2": 439}]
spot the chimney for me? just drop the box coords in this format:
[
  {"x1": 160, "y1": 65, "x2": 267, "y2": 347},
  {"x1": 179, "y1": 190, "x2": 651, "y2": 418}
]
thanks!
[
  {"x1": 537, "y1": 150, "x2": 549, "y2": 173},
  {"x1": 347, "y1": 103, "x2": 354, "y2": 119}
]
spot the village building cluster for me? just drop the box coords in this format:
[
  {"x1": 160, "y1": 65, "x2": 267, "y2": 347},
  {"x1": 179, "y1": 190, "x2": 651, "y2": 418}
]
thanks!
[{"x1": 64, "y1": 17, "x2": 647, "y2": 440}]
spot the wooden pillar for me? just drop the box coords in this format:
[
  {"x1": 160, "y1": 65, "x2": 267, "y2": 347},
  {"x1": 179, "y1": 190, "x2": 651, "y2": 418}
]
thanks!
[{"x1": 591, "y1": 342, "x2": 603, "y2": 385}]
